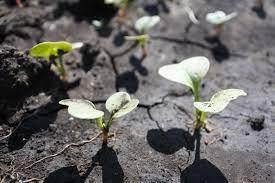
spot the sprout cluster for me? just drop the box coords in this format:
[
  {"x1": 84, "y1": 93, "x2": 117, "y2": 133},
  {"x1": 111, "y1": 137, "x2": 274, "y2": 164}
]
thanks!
[{"x1": 159, "y1": 57, "x2": 246, "y2": 129}]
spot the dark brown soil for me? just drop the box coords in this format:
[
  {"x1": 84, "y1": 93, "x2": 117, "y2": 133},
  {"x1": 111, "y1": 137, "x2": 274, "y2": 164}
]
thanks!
[{"x1": 0, "y1": 0, "x2": 274, "y2": 182}]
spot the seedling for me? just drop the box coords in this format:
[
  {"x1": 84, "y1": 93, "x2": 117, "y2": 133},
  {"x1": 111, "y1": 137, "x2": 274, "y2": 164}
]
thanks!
[
  {"x1": 158, "y1": 56, "x2": 246, "y2": 130},
  {"x1": 59, "y1": 92, "x2": 139, "y2": 144},
  {"x1": 206, "y1": 11, "x2": 237, "y2": 37},
  {"x1": 30, "y1": 41, "x2": 83, "y2": 81},
  {"x1": 104, "y1": 0, "x2": 129, "y2": 21},
  {"x1": 125, "y1": 16, "x2": 160, "y2": 57}
]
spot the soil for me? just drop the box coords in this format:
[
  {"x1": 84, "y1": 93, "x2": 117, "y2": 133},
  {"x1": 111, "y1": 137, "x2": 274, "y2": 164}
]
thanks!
[{"x1": 0, "y1": 0, "x2": 275, "y2": 182}]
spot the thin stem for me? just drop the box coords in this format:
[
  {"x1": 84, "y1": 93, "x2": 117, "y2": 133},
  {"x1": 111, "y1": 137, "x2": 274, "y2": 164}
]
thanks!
[
  {"x1": 106, "y1": 115, "x2": 114, "y2": 130},
  {"x1": 141, "y1": 44, "x2": 148, "y2": 57},
  {"x1": 117, "y1": 0, "x2": 128, "y2": 22},
  {"x1": 101, "y1": 114, "x2": 115, "y2": 145},
  {"x1": 213, "y1": 24, "x2": 223, "y2": 37},
  {"x1": 192, "y1": 81, "x2": 206, "y2": 129},
  {"x1": 58, "y1": 54, "x2": 67, "y2": 80},
  {"x1": 94, "y1": 118, "x2": 108, "y2": 144},
  {"x1": 200, "y1": 112, "x2": 206, "y2": 123},
  {"x1": 102, "y1": 130, "x2": 108, "y2": 145}
]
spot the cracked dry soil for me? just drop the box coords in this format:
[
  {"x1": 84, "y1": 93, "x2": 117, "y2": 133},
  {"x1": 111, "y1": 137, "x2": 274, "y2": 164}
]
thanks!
[{"x1": 0, "y1": 0, "x2": 275, "y2": 182}]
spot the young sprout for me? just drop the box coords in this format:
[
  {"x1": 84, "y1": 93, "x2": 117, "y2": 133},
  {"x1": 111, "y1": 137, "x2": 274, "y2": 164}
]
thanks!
[
  {"x1": 105, "y1": 0, "x2": 129, "y2": 21},
  {"x1": 158, "y1": 56, "x2": 246, "y2": 130},
  {"x1": 206, "y1": 11, "x2": 237, "y2": 37},
  {"x1": 30, "y1": 41, "x2": 83, "y2": 81},
  {"x1": 59, "y1": 92, "x2": 139, "y2": 145},
  {"x1": 125, "y1": 16, "x2": 160, "y2": 57}
]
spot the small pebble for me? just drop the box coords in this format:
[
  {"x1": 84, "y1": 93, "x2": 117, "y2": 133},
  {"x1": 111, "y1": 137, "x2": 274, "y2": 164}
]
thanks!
[
  {"x1": 49, "y1": 124, "x2": 57, "y2": 131},
  {"x1": 247, "y1": 115, "x2": 265, "y2": 131}
]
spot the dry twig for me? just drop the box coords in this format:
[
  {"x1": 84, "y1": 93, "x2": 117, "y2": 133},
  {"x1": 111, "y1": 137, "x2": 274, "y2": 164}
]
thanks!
[{"x1": 25, "y1": 132, "x2": 102, "y2": 169}]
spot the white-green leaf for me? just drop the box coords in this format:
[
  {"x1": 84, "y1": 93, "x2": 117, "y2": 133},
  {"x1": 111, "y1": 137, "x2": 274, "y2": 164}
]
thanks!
[
  {"x1": 71, "y1": 42, "x2": 84, "y2": 49},
  {"x1": 194, "y1": 89, "x2": 247, "y2": 113},
  {"x1": 92, "y1": 20, "x2": 103, "y2": 28},
  {"x1": 105, "y1": 92, "x2": 139, "y2": 118},
  {"x1": 206, "y1": 11, "x2": 237, "y2": 25},
  {"x1": 158, "y1": 56, "x2": 210, "y2": 91},
  {"x1": 104, "y1": 0, "x2": 125, "y2": 7},
  {"x1": 59, "y1": 99, "x2": 104, "y2": 119},
  {"x1": 135, "y1": 16, "x2": 160, "y2": 33},
  {"x1": 104, "y1": 0, "x2": 116, "y2": 4},
  {"x1": 104, "y1": 0, "x2": 119, "y2": 4}
]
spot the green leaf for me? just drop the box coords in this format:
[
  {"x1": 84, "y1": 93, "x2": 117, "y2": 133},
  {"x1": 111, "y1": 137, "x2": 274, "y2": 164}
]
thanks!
[
  {"x1": 105, "y1": 92, "x2": 139, "y2": 118},
  {"x1": 135, "y1": 16, "x2": 160, "y2": 33},
  {"x1": 59, "y1": 99, "x2": 104, "y2": 119},
  {"x1": 194, "y1": 89, "x2": 247, "y2": 113},
  {"x1": 206, "y1": 11, "x2": 237, "y2": 25},
  {"x1": 158, "y1": 56, "x2": 210, "y2": 91},
  {"x1": 30, "y1": 41, "x2": 73, "y2": 61}
]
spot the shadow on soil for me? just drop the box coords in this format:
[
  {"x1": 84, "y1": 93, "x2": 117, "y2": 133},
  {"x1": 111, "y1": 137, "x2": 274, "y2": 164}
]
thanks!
[
  {"x1": 143, "y1": 0, "x2": 170, "y2": 15},
  {"x1": 251, "y1": 5, "x2": 266, "y2": 19},
  {"x1": 151, "y1": 35, "x2": 230, "y2": 62},
  {"x1": 79, "y1": 43, "x2": 101, "y2": 72},
  {"x1": 113, "y1": 30, "x2": 129, "y2": 47},
  {"x1": 204, "y1": 36, "x2": 230, "y2": 62},
  {"x1": 44, "y1": 144, "x2": 124, "y2": 183},
  {"x1": 7, "y1": 88, "x2": 70, "y2": 152},
  {"x1": 180, "y1": 129, "x2": 228, "y2": 183},
  {"x1": 6, "y1": 76, "x2": 81, "y2": 152},
  {"x1": 146, "y1": 117, "x2": 228, "y2": 182},
  {"x1": 116, "y1": 55, "x2": 148, "y2": 94},
  {"x1": 147, "y1": 128, "x2": 194, "y2": 154},
  {"x1": 54, "y1": 0, "x2": 117, "y2": 23}
]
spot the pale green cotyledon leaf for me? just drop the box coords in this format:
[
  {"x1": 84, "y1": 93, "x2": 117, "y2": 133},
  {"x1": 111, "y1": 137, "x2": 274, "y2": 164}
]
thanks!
[
  {"x1": 104, "y1": 0, "x2": 125, "y2": 6},
  {"x1": 135, "y1": 15, "x2": 160, "y2": 33},
  {"x1": 206, "y1": 11, "x2": 237, "y2": 25},
  {"x1": 104, "y1": 0, "x2": 115, "y2": 4},
  {"x1": 105, "y1": 92, "x2": 139, "y2": 118},
  {"x1": 30, "y1": 41, "x2": 73, "y2": 61},
  {"x1": 194, "y1": 89, "x2": 247, "y2": 114},
  {"x1": 59, "y1": 99, "x2": 104, "y2": 119},
  {"x1": 158, "y1": 56, "x2": 210, "y2": 90}
]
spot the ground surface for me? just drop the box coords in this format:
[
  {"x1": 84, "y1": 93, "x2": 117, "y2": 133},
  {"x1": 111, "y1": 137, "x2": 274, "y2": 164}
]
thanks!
[{"x1": 0, "y1": 0, "x2": 275, "y2": 182}]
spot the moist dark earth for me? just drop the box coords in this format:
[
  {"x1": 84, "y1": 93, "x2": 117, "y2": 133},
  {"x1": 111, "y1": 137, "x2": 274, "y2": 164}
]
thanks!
[{"x1": 0, "y1": 0, "x2": 275, "y2": 182}]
